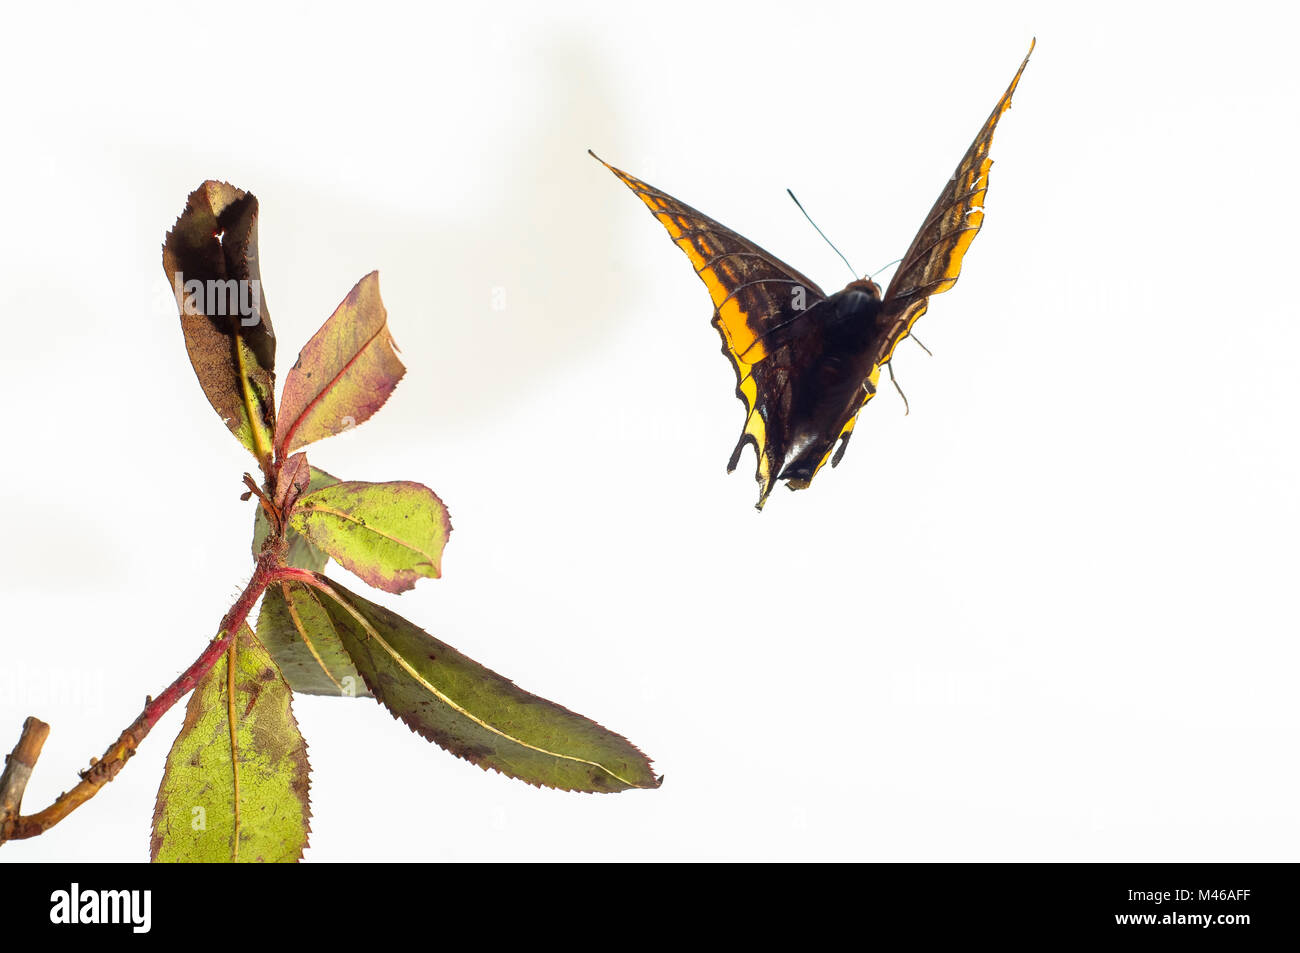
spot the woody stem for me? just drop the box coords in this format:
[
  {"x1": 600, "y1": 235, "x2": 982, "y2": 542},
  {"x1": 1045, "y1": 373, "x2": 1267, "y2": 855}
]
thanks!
[{"x1": 0, "y1": 557, "x2": 312, "y2": 844}]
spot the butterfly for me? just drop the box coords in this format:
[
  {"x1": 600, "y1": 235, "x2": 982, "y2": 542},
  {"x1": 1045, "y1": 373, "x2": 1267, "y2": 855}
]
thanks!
[{"x1": 593, "y1": 40, "x2": 1033, "y2": 509}]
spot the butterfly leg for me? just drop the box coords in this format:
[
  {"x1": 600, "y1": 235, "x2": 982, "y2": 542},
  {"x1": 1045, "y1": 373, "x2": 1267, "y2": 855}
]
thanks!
[{"x1": 886, "y1": 362, "x2": 910, "y2": 416}]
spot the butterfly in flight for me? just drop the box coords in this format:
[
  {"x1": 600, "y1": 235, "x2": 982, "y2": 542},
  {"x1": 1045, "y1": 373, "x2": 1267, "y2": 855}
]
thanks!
[{"x1": 592, "y1": 40, "x2": 1033, "y2": 509}]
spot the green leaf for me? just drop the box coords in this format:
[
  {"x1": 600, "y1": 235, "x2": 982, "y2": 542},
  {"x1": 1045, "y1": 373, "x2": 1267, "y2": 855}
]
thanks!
[
  {"x1": 251, "y1": 464, "x2": 339, "y2": 571},
  {"x1": 288, "y1": 481, "x2": 451, "y2": 594},
  {"x1": 274, "y1": 271, "x2": 404, "y2": 457},
  {"x1": 257, "y1": 581, "x2": 371, "y2": 698},
  {"x1": 163, "y1": 181, "x2": 277, "y2": 464},
  {"x1": 151, "y1": 623, "x2": 311, "y2": 863},
  {"x1": 308, "y1": 576, "x2": 660, "y2": 793}
]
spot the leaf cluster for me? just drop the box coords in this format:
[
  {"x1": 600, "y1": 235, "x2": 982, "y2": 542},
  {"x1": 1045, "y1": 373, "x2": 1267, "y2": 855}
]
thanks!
[{"x1": 152, "y1": 182, "x2": 658, "y2": 863}]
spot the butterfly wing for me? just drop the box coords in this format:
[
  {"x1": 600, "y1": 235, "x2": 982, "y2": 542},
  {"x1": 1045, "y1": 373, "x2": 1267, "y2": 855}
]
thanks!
[
  {"x1": 875, "y1": 39, "x2": 1034, "y2": 367},
  {"x1": 764, "y1": 41, "x2": 1034, "y2": 496},
  {"x1": 592, "y1": 151, "x2": 830, "y2": 504}
]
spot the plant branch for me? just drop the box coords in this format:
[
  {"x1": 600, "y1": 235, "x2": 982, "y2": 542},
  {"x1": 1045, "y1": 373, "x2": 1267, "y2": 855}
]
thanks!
[
  {"x1": 0, "y1": 717, "x2": 51, "y2": 835},
  {"x1": 0, "y1": 555, "x2": 308, "y2": 844}
]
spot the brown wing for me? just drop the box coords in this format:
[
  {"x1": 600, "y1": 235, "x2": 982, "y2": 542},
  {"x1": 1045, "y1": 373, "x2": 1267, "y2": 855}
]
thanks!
[
  {"x1": 592, "y1": 151, "x2": 829, "y2": 501},
  {"x1": 875, "y1": 39, "x2": 1034, "y2": 366}
]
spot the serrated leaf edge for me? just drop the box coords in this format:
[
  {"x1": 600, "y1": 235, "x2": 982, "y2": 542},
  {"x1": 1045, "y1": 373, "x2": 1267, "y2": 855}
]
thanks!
[{"x1": 308, "y1": 577, "x2": 652, "y2": 790}]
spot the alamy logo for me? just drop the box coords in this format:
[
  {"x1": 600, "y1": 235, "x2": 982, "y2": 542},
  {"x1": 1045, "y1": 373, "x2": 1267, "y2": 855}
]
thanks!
[
  {"x1": 49, "y1": 883, "x2": 151, "y2": 933},
  {"x1": 172, "y1": 271, "x2": 263, "y2": 327}
]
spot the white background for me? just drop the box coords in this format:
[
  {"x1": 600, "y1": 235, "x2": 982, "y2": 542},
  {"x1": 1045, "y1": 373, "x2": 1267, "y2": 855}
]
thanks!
[{"x1": 1, "y1": 1, "x2": 1297, "y2": 862}]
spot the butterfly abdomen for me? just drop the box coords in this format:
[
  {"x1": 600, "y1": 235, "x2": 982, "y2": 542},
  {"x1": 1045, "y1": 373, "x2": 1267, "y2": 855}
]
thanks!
[{"x1": 774, "y1": 284, "x2": 885, "y2": 487}]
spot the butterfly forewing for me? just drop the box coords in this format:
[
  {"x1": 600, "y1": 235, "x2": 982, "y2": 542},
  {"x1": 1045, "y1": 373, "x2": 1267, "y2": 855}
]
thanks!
[
  {"x1": 593, "y1": 151, "x2": 830, "y2": 502},
  {"x1": 877, "y1": 39, "x2": 1035, "y2": 366}
]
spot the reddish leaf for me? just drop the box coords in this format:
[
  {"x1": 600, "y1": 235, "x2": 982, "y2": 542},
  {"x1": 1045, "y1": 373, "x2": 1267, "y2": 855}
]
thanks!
[
  {"x1": 274, "y1": 452, "x2": 312, "y2": 514},
  {"x1": 274, "y1": 272, "x2": 404, "y2": 457}
]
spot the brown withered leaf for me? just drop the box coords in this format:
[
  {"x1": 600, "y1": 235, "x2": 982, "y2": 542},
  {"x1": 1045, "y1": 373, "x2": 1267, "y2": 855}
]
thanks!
[{"x1": 163, "y1": 181, "x2": 277, "y2": 466}]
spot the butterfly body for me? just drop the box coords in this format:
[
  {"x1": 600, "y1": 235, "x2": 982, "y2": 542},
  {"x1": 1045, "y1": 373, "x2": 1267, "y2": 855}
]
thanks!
[
  {"x1": 595, "y1": 40, "x2": 1033, "y2": 508},
  {"x1": 738, "y1": 278, "x2": 886, "y2": 490}
]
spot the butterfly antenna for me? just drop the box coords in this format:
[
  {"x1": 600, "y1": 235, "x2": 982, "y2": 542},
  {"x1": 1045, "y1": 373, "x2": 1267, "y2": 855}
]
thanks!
[
  {"x1": 886, "y1": 361, "x2": 910, "y2": 416},
  {"x1": 786, "y1": 189, "x2": 857, "y2": 280},
  {"x1": 867, "y1": 257, "x2": 903, "y2": 282}
]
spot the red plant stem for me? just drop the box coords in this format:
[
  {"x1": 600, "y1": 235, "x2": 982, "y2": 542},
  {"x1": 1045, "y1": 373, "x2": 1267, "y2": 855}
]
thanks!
[
  {"x1": 267, "y1": 566, "x2": 320, "y2": 587},
  {"x1": 0, "y1": 558, "x2": 312, "y2": 842}
]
